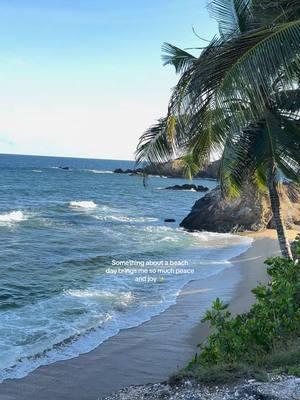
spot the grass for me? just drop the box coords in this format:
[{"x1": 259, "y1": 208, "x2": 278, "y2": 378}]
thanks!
[{"x1": 169, "y1": 338, "x2": 300, "y2": 385}]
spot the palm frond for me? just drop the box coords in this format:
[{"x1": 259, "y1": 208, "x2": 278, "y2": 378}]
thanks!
[
  {"x1": 170, "y1": 20, "x2": 300, "y2": 138},
  {"x1": 276, "y1": 89, "x2": 300, "y2": 114},
  {"x1": 208, "y1": 0, "x2": 252, "y2": 36},
  {"x1": 218, "y1": 107, "x2": 300, "y2": 198},
  {"x1": 135, "y1": 118, "x2": 173, "y2": 165},
  {"x1": 161, "y1": 43, "x2": 197, "y2": 74},
  {"x1": 251, "y1": 0, "x2": 300, "y2": 27},
  {"x1": 166, "y1": 115, "x2": 177, "y2": 144},
  {"x1": 181, "y1": 153, "x2": 201, "y2": 180}
]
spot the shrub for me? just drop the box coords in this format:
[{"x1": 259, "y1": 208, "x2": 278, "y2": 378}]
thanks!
[{"x1": 198, "y1": 238, "x2": 300, "y2": 367}]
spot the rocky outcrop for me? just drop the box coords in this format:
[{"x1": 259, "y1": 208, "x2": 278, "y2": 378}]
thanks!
[
  {"x1": 143, "y1": 159, "x2": 187, "y2": 178},
  {"x1": 144, "y1": 159, "x2": 220, "y2": 179},
  {"x1": 180, "y1": 183, "x2": 300, "y2": 233},
  {"x1": 196, "y1": 160, "x2": 220, "y2": 179},
  {"x1": 165, "y1": 184, "x2": 209, "y2": 192},
  {"x1": 114, "y1": 160, "x2": 220, "y2": 179}
]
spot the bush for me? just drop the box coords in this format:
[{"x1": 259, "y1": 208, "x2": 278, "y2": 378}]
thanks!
[{"x1": 197, "y1": 238, "x2": 300, "y2": 367}]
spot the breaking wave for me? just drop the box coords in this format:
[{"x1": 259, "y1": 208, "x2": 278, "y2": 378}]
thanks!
[{"x1": 69, "y1": 201, "x2": 97, "y2": 209}]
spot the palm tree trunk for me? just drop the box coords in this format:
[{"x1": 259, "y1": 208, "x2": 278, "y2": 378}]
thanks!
[{"x1": 267, "y1": 170, "x2": 293, "y2": 259}]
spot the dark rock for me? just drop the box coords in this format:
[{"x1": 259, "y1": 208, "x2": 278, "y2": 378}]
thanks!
[
  {"x1": 130, "y1": 168, "x2": 143, "y2": 176},
  {"x1": 114, "y1": 168, "x2": 134, "y2": 174},
  {"x1": 196, "y1": 185, "x2": 209, "y2": 192},
  {"x1": 165, "y1": 184, "x2": 209, "y2": 192},
  {"x1": 164, "y1": 219, "x2": 176, "y2": 223},
  {"x1": 181, "y1": 183, "x2": 300, "y2": 233},
  {"x1": 114, "y1": 168, "x2": 143, "y2": 175}
]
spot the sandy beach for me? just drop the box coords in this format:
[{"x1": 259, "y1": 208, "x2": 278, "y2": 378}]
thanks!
[{"x1": 0, "y1": 235, "x2": 283, "y2": 400}]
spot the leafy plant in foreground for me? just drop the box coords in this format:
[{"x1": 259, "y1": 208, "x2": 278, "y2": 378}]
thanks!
[{"x1": 198, "y1": 239, "x2": 300, "y2": 366}]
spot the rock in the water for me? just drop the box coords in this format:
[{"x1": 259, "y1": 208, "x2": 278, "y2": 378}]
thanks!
[
  {"x1": 164, "y1": 219, "x2": 176, "y2": 223},
  {"x1": 114, "y1": 168, "x2": 143, "y2": 175},
  {"x1": 165, "y1": 184, "x2": 209, "y2": 192},
  {"x1": 114, "y1": 168, "x2": 125, "y2": 173},
  {"x1": 180, "y1": 183, "x2": 300, "y2": 233}
]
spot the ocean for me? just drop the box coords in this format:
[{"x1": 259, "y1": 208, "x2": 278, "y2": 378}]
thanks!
[{"x1": 0, "y1": 154, "x2": 252, "y2": 381}]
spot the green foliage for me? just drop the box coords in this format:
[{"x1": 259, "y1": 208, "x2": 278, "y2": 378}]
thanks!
[
  {"x1": 288, "y1": 366, "x2": 300, "y2": 377},
  {"x1": 292, "y1": 234, "x2": 300, "y2": 259},
  {"x1": 168, "y1": 231, "x2": 300, "y2": 387},
  {"x1": 194, "y1": 363, "x2": 268, "y2": 384},
  {"x1": 136, "y1": 1, "x2": 300, "y2": 177},
  {"x1": 172, "y1": 362, "x2": 268, "y2": 385},
  {"x1": 198, "y1": 240, "x2": 300, "y2": 367},
  {"x1": 262, "y1": 340, "x2": 300, "y2": 369}
]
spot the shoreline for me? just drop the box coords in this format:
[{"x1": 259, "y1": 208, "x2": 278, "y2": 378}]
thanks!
[{"x1": 0, "y1": 236, "x2": 280, "y2": 400}]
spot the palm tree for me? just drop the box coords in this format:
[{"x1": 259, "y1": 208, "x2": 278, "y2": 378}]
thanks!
[{"x1": 136, "y1": 0, "x2": 300, "y2": 258}]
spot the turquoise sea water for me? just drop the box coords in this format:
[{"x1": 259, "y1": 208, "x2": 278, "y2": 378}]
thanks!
[{"x1": 0, "y1": 154, "x2": 251, "y2": 381}]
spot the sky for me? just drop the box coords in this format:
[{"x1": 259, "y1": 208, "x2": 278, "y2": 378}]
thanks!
[{"x1": 0, "y1": 0, "x2": 217, "y2": 160}]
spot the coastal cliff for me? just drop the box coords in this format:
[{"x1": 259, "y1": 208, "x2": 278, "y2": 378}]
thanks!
[
  {"x1": 114, "y1": 160, "x2": 220, "y2": 179},
  {"x1": 180, "y1": 183, "x2": 300, "y2": 232}
]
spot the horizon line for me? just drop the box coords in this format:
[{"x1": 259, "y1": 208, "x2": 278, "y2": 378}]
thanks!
[{"x1": 0, "y1": 152, "x2": 135, "y2": 163}]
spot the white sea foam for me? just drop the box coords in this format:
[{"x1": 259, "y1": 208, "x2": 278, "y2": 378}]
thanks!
[
  {"x1": 143, "y1": 225, "x2": 173, "y2": 233},
  {"x1": 69, "y1": 201, "x2": 97, "y2": 209},
  {"x1": 161, "y1": 236, "x2": 178, "y2": 242},
  {"x1": 148, "y1": 174, "x2": 168, "y2": 178},
  {"x1": 95, "y1": 215, "x2": 158, "y2": 223},
  {"x1": 186, "y1": 230, "x2": 253, "y2": 247},
  {"x1": 66, "y1": 289, "x2": 135, "y2": 306},
  {"x1": 0, "y1": 211, "x2": 27, "y2": 223},
  {"x1": 32, "y1": 169, "x2": 42, "y2": 173},
  {"x1": 84, "y1": 169, "x2": 113, "y2": 174},
  {"x1": 157, "y1": 187, "x2": 198, "y2": 191}
]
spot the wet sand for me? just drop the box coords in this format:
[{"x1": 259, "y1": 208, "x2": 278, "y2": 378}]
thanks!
[{"x1": 0, "y1": 237, "x2": 280, "y2": 400}]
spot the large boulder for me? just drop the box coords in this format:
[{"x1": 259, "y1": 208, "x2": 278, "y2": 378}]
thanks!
[{"x1": 180, "y1": 183, "x2": 300, "y2": 232}]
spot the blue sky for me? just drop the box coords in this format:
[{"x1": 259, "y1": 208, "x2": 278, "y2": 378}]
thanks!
[{"x1": 0, "y1": 0, "x2": 217, "y2": 159}]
